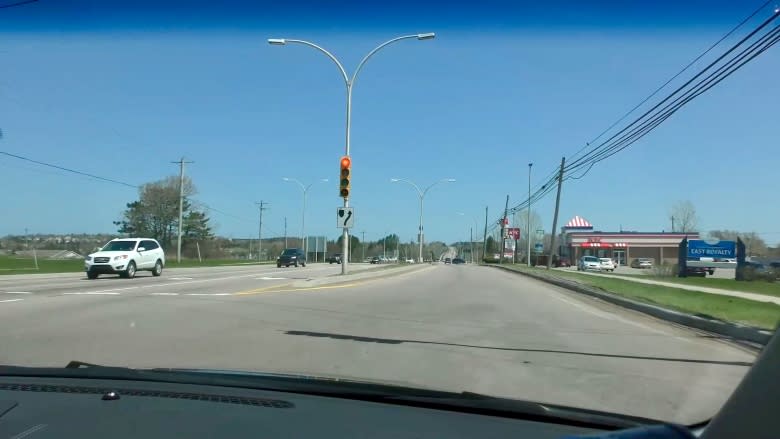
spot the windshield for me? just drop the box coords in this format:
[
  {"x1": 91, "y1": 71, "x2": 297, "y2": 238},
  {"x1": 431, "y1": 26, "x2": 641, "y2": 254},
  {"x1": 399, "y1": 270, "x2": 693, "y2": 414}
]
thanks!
[
  {"x1": 101, "y1": 241, "x2": 138, "y2": 252},
  {"x1": 1, "y1": 1, "x2": 777, "y2": 429}
]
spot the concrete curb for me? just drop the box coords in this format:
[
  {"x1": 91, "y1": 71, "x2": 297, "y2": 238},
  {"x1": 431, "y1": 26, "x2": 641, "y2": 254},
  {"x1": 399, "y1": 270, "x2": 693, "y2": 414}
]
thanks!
[
  {"x1": 290, "y1": 264, "x2": 434, "y2": 288},
  {"x1": 490, "y1": 265, "x2": 773, "y2": 346}
]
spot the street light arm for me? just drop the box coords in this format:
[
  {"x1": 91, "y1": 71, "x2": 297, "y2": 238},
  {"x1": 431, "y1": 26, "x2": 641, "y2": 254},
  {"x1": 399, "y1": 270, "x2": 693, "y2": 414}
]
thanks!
[
  {"x1": 283, "y1": 177, "x2": 306, "y2": 192},
  {"x1": 280, "y1": 39, "x2": 350, "y2": 86},
  {"x1": 391, "y1": 178, "x2": 423, "y2": 198},
  {"x1": 422, "y1": 178, "x2": 455, "y2": 197},
  {"x1": 351, "y1": 35, "x2": 421, "y2": 86}
]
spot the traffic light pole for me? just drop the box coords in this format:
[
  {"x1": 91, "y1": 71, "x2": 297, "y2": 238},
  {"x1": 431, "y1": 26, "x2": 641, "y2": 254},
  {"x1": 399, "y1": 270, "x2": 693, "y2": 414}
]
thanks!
[{"x1": 341, "y1": 80, "x2": 353, "y2": 275}]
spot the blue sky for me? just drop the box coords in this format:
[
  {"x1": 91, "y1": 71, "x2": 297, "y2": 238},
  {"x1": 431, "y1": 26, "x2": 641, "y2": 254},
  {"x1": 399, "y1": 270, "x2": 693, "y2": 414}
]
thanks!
[{"x1": 1, "y1": 0, "x2": 778, "y2": 245}]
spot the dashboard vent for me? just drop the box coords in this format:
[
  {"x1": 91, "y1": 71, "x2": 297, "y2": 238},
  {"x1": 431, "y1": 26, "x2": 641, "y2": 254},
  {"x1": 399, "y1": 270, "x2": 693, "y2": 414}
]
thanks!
[{"x1": 0, "y1": 383, "x2": 294, "y2": 408}]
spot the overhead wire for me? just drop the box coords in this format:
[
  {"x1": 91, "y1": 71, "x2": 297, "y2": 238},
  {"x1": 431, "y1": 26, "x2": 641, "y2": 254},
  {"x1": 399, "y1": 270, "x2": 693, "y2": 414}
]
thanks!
[
  {"x1": 493, "y1": 3, "x2": 780, "y2": 225},
  {"x1": 565, "y1": 8, "x2": 780, "y2": 173},
  {"x1": 566, "y1": 19, "x2": 780, "y2": 174},
  {"x1": 563, "y1": 0, "x2": 775, "y2": 166},
  {"x1": 0, "y1": 151, "x2": 139, "y2": 188}
]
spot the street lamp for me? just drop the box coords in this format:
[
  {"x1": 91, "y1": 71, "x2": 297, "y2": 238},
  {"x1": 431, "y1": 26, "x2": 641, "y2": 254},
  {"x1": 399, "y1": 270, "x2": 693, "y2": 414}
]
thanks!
[
  {"x1": 268, "y1": 33, "x2": 435, "y2": 275},
  {"x1": 527, "y1": 162, "x2": 533, "y2": 267},
  {"x1": 283, "y1": 177, "x2": 328, "y2": 258},
  {"x1": 391, "y1": 178, "x2": 455, "y2": 263},
  {"x1": 457, "y1": 212, "x2": 479, "y2": 264}
]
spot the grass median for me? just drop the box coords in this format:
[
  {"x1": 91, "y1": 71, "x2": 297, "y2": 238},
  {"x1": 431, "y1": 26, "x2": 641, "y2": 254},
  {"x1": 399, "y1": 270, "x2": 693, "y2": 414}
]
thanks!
[
  {"x1": 497, "y1": 264, "x2": 780, "y2": 330},
  {"x1": 599, "y1": 271, "x2": 780, "y2": 297},
  {"x1": 0, "y1": 255, "x2": 276, "y2": 275}
]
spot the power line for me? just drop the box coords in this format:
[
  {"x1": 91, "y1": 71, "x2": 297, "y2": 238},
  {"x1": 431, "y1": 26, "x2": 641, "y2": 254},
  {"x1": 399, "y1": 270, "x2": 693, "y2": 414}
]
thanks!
[
  {"x1": 564, "y1": 0, "x2": 775, "y2": 166},
  {"x1": 0, "y1": 151, "x2": 139, "y2": 188},
  {"x1": 494, "y1": 5, "x2": 780, "y2": 226},
  {"x1": 566, "y1": 18, "x2": 780, "y2": 175},
  {"x1": 0, "y1": 0, "x2": 38, "y2": 9},
  {"x1": 566, "y1": 10, "x2": 780, "y2": 174}
]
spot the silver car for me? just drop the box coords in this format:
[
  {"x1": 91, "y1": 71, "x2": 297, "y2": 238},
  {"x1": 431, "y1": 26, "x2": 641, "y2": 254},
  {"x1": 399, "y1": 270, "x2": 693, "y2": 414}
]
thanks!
[{"x1": 578, "y1": 256, "x2": 601, "y2": 271}]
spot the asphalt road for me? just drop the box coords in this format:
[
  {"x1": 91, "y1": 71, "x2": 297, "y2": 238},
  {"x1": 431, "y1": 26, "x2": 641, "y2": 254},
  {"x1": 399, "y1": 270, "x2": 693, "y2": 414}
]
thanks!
[{"x1": 0, "y1": 263, "x2": 757, "y2": 424}]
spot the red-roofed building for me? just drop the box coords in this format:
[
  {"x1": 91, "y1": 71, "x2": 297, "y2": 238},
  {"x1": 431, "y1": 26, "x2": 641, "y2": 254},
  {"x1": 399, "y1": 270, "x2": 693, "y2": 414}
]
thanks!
[{"x1": 560, "y1": 216, "x2": 698, "y2": 266}]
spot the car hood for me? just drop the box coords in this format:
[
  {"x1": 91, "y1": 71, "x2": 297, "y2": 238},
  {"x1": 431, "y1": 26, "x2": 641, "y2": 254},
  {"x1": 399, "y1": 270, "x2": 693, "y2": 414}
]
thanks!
[{"x1": 88, "y1": 250, "x2": 135, "y2": 258}]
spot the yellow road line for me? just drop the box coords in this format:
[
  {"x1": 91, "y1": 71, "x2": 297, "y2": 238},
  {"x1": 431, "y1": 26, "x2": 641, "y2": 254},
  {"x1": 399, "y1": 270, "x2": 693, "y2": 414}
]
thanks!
[{"x1": 234, "y1": 282, "x2": 363, "y2": 296}]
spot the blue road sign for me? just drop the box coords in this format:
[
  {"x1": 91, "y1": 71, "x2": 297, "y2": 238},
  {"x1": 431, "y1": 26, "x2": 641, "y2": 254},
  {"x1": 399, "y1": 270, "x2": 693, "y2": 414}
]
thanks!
[
  {"x1": 534, "y1": 242, "x2": 543, "y2": 253},
  {"x1": 687, "y1": 239, "x2": 736, "y2": 259}
]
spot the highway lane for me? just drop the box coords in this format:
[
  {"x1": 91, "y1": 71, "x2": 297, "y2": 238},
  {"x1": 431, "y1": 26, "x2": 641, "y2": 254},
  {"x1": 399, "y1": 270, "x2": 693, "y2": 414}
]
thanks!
[
  {"x1": 0, "y1": 263, "x2": 757, "y2": 424},
  {"x1": 0, "y1": 263, "x2": 375, "y2": 300}
]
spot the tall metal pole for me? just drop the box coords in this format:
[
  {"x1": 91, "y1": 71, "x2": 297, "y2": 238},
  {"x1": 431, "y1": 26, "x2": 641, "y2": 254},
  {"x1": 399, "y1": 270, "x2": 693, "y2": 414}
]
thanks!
[
  {"x1": 284, "y1": 217, "x2": 288, "y2": 248},
  {"x1": 527, "y1": 162, "x2": 533, "y2": 267},
  {"x1": 302, "y1": 188, "x2": 307, "y2": 254},
  {"x1": 418, "y1": 195, "x2": 424, "y2": 263},
  {"x1": 341, "y1": 81, "x2": 353, "y2": 273},
  {"x1": 470, "y1": 227, "x2": 474, "y2": 264},
  {"x1": 482, "y1": 206, "x2": 488, "y2": 263},
  {"x1": 269, "y1": 33, "x2": 435, "y2": 274},
  {"x1": 500, "y1": 195, "x2": 509, "y2": 264},
  {"x1": 547, "y1": 157, "x2": 566, "y2": 270},
  {"x1": 171, "y1": 157, "x2": 193, "y2": 263},
  {"x1": 361, "y1": 230, "x2": 366, "y2": 262},
  {"x1": 256, "y1": 201, "x2": 268, "y2": 261}
]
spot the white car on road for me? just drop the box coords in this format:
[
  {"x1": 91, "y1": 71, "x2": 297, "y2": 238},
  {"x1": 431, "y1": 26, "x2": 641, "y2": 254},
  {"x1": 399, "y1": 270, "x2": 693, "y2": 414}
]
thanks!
[
  {"x1": 599, "y1": 258, "x2": 615, "y2": 272},
  {"x1": 85, "y1": 238, "x2": 165, "y2": 279}
]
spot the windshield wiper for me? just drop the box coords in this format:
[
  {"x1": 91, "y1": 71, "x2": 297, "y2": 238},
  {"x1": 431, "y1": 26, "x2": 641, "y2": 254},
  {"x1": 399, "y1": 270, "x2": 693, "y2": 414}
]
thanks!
[{"x1": 0, "y1": 362, "x2": 657, "y2": 429}]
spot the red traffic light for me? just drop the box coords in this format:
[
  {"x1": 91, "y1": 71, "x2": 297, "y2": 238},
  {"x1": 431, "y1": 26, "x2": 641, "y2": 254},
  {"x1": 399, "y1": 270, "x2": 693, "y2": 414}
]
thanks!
[{"x1": 339, "y1": 156, "x2": 351, "y2": 198}]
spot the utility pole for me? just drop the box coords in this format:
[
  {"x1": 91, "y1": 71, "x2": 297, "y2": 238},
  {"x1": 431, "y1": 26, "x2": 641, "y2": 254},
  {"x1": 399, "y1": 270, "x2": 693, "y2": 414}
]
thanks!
[
  {"x1": 671, "y1": 216, "x2": 676, "y2": 232},
  {"x1": 482, "y1": 206, "x2": 488, "y2": 263},
  {"x1": 547, "y1": 157, "x2": 566, "y2": 270},
  {"x1": 527, "y1": 162, "x2": 533, "y2": 267},
  {"x1": 470, "y1": 227, "x2": 474, "y2": 264},
  {"x1": 256, "y1": 201, "x2": 269, "y2": 261},
  {"x1": 171, "y1": 157, "x2": 193, "y2": 263},
  {"x1": 361, "y1": 230, "x2": 366, "y2": 262},
  {"x1": 500, "y1": 195, "x2": 509, "y2": 264},
  {"x1": 284, "y1": 217, "x2": 288, "y2": 248}
]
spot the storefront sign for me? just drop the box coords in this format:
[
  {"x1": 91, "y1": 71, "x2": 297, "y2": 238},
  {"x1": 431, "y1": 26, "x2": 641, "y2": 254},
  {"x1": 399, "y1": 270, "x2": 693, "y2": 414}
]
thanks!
[{"x1": 687, "y1": 239, "x2": 736, "y2": 259}]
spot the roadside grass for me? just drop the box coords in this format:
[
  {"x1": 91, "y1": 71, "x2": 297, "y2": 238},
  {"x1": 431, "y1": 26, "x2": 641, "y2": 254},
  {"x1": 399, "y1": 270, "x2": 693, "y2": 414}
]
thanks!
[
  {"x1": 0, "y1": 256, "x2": 83, "y2": 275},
  {"x1": 0, "y1": 255, "x2": 275, "y2": 275},
  {"x1": 498, "y1": 264, "x2": 780, "y2": 330},
  {"x1": 597, "y1": 270, "x2": 780, "y2": 297}
]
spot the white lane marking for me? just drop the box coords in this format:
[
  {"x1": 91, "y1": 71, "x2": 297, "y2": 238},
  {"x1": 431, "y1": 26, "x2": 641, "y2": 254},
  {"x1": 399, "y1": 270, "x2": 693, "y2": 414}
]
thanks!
[
  {"x1": 0, "y1": 298, "x2": 24, "y2": 303},
  {"x1": 185, "y1": 293, "x2": 232, "y2": 296},
  {"x1": 3, "y1": 291, "x2": 32, "y2": 294},
  {"x1": 169, "y1": 277, "x2": 193, "y2": 280},
  {"x1": 150, "y1": 292, "x2": 179, "y2": 296},
  {"x1": 63, "y1": 292, "x2": 121, "y2": 295},
  {"x1": 257, "y1": 276, "x2": 286, "y2": 280}
]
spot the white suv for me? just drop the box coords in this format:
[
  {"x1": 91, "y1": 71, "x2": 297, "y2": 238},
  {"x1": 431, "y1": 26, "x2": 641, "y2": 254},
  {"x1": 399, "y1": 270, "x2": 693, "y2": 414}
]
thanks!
[{"x1": 85, "y1": 238, "x2": 165, "y2": 279}]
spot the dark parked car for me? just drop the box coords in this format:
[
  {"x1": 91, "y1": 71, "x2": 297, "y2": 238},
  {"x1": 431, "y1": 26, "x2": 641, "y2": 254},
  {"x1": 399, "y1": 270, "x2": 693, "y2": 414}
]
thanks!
[
  {"x1": 277, "y1": 248, "x2": 306, "y2": 268},
  {"x1": 444, "y1": 258, "x2": 452, "y2": 264},
  {"x1": 554, "y1": 257, "x2": 571, "y2": 268},
  {"x1": 370, "y1": 256, "x2": 381, "y2": 264},
  {"x1": 452, "y1": 258, "x2": 466, "y2": 264},
  {"x1": 326, "y1": 254, "x2": 342, "y2": 264}
]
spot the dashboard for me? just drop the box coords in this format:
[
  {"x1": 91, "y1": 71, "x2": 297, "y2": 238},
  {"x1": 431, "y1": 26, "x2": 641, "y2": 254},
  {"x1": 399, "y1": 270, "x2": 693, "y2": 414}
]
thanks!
[{"x1": 0, "y1": 376, "x2": 604, "y2": 438}]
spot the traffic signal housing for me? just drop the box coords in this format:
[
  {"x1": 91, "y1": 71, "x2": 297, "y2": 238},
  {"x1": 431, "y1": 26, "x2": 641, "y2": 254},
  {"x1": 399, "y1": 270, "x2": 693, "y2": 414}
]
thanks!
[{"x1": 339, "y1": 156, "x2": 351, "y2": 198}]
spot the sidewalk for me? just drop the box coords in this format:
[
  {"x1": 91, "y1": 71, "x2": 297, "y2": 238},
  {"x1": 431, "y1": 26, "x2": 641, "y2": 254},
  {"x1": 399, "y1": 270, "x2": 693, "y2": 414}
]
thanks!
[{"x1": 576, "y1": 271, "x2": 780, "y2": 305}]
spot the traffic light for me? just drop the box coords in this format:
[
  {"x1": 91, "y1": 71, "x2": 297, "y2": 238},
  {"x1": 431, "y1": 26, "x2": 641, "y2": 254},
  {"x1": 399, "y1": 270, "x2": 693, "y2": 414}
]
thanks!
[{"x1": 339, "y1": 156, "x2": 351, "y2": 198}]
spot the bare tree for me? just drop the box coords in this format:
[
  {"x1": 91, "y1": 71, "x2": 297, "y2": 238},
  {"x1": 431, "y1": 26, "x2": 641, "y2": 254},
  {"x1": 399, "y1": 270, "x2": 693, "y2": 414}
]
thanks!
[
  {"x1": 710, "y1": 230, "x2": 768, "y2": 256},
  {"x1": 669, "y1": 200, "x2": 698, "y2": 233}
]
